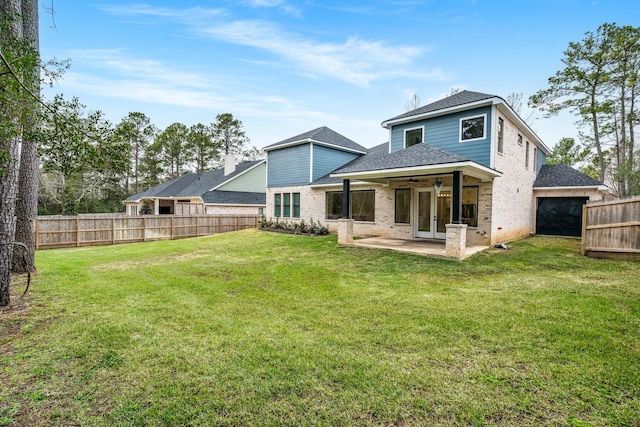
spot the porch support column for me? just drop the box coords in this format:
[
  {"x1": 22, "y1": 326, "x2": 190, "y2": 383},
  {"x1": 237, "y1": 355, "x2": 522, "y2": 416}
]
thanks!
[
  {"x1": 154, "y1": 198, "x2": 159, "y2": 215},
  {"x1": 452, "y1": 171, "x2": 463, "y2": 224},
  {"x1": 338, "y1": 179, "x2": 353, "y2": 244},
  {"x1": 341, "y1": 179, "x2": 351, "y2": 219}
]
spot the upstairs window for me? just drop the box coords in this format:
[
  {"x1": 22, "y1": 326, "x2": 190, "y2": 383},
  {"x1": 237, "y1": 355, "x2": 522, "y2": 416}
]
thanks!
[
  {"x1": 525, "y1": 141, "x2": 530, "y2": 168},
  {"x1": 533, "y1": 147, "x2": 538, "y2": 171},
  {"x1": 460, "y1": 114, "x2": 487, "y2": 142},
  {"x1": 517, "y1": 133, "x2": 523, "y2": 146},
  {"x1": 497, "y1": 118, "x2": 504, "y2": 153},
  {"x1": 405, "y1": 127, "x2": 423, "y2": 148}
]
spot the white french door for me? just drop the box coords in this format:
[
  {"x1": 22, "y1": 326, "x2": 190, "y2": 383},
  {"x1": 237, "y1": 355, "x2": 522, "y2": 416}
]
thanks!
[{"x1": 415, "y1": 188, "x2": 451, "y2": 239}]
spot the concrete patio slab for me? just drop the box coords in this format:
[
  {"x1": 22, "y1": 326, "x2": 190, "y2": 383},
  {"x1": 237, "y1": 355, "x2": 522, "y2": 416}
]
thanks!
[{"x1": 345, "y1": 237, "x2": 489, "y2": 260}]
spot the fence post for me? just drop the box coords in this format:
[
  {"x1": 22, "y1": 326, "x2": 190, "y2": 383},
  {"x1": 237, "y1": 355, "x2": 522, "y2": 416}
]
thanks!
[
  {"x1": 35, "y1": 218, "x2": 39, "y2": 250},
  {"x1": 143, "y1": 216, "x2": 147, "y2": 241},
  {"x1": 76, "y1": 217, "x2": 80, "y2": 247},
  {"x1": 171, "y1": 216, "x2": 174, "y2": 240},
  {"x1": 581, "y1": 204, "x2": 587, "y2": 256},
  {"x1": 196, "y1": 215, "x2": 200, "y2": 237},
  {"x1": 112, "y1": 217, "x2": 116, "y2": 245}
]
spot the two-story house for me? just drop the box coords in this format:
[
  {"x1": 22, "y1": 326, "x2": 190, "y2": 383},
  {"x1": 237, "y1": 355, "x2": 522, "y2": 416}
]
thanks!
[{"x1": 264, "y1": 91, "x2": 607, "y2": 258}]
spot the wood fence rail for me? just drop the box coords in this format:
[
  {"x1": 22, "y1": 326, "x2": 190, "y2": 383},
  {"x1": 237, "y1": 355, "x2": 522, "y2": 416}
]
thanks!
[
  {"x1": 581, "y1": 196, "x2": 640, "y2": 259},
  {"x1": 35, "y1": 214, "x2": 261, "y2": 250}
]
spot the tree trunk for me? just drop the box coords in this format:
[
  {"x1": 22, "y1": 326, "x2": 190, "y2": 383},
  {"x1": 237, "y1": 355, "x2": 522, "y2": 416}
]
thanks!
[
  {"x1": 12, "y1": 0, "x2": 39, "y2": 273},
  {"x1": 0, "y1": 0, "x2": 24, "y2": 306}
]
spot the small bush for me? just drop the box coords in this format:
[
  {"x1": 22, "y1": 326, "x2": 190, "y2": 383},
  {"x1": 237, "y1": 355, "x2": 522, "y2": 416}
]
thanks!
[{"x1": 260, "y1": 217, "x2": 328, "y2": 236}]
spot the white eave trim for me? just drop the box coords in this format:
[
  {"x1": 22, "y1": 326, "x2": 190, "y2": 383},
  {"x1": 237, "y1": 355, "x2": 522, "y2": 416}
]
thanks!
[
  {"x1": 209, "y1": 160, "x2": 266, "y2": 191},
  {"x1": 262, "y1": 138, "x2": 367, "y2": 155},
  {"x1": 330, "y1": 161, "x2": 502, "y2": 181},
  {"x1": 534, "y1": 185, "x2": 609, "y2": 192},
  {"x1": 309, "y1": 180, "x2": 384, "y2": 189},
  {"x1": 381, "y1": 98, "x2": 495, "y2": 128}
]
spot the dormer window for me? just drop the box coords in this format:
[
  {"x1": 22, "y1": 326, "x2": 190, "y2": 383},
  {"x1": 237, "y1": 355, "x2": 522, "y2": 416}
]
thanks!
[
  {"x1": 460, "y1": 114, "x2": 487, "y2": 142},
  {"x1": 404, "y1": 127, "x2": 423, "y2": 148}
]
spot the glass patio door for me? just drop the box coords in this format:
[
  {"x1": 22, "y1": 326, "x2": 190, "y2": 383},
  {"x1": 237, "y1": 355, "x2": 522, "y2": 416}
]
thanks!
[
  {"x1": 415, "y1": 188, "x2": 451, "y2": 239},
  {"x1": 416, "y1": 189, "x2": 432, "y2": 238}
]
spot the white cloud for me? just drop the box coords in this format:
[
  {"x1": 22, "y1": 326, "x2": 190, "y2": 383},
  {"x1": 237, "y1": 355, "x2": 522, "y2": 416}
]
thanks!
[
  {"x1": 100, "y1": 4, "x2": 441, "y2": 87},
  {"x1": 201, "y1": 20, "x2": 431, "y2": 86}
]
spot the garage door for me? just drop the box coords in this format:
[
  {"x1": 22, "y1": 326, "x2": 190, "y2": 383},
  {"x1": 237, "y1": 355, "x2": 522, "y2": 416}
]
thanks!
[{"x1": 536, "y1": 197, "x2": 588, "y2": 237}]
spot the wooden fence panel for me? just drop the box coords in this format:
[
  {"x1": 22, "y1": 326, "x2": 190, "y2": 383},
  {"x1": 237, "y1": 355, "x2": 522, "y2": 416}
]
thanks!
[
  {"x1": 582, "y1": 196, "x2": 640, "y2": 259},
  {"x1": 35, "y1": 214, "x2": 260, "y2": 250}
]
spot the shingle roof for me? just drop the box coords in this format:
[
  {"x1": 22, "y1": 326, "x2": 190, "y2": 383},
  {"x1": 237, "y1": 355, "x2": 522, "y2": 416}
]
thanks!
[
  {"x1": 383, "y1": 90, "x2": 496, "y2": 124},
  {"x1": 125, "y1": 160, "x2": 264, "y2": 202},
  {"x1": 534, "y1": 164, "x2": 603, "y2": 188},
  {"x1": 263, "y1": 126, "x2": 367, "y2": 153},
  {"x1": 311, "y1": 142, "x2": 389, "y2": 185},
  {"x1": 334, "y1": 142, "x2": 470, "y2": 174},
  {"x1": 202, "y1": 191, "x2": 266, "y2": 205}
]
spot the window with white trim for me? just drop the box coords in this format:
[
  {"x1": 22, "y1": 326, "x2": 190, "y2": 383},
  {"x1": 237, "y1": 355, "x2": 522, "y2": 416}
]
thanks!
[
  {"x1": 404, "y1": 127, "x2": 423, "y2": 148},
  {"x1": 460, "y1": 114, "x2": 487, "y2": 142}
]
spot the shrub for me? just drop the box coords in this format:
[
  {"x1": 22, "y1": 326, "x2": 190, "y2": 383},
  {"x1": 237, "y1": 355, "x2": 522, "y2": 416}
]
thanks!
[{"x1": 260, "y1": 217, "x2": 328, "y2": 236}]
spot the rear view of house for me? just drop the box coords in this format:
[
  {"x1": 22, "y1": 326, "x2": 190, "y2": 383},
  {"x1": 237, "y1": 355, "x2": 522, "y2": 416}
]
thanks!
[{"x1": 264, "y1": 91, "x2": 607, "y2": 257}]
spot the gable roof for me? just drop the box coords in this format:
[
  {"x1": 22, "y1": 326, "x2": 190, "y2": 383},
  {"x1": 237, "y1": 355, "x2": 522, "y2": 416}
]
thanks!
[
  {"x1": 125, "y1": 160, "x2": 265, "y2": 202},
  {"x1": 384, "y1": 90, "x2": 496, "y2": 124},
  {"x1": 262, "y1": 126, "x2": 367, "y2": 154},
  {"x1": 534, "y1": 164, "x2": 603, "y2": 188}
]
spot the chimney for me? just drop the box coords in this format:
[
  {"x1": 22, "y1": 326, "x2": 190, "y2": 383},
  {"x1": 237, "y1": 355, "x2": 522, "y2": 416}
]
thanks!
[{"x1": 224, "y1": 154, "x2": 236, "y2": 176}]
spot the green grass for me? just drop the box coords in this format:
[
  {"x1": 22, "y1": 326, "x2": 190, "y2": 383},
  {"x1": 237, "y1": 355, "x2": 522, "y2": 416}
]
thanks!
[{"x1": 1, "y1": 230, "x2": 639, "y2": 426}]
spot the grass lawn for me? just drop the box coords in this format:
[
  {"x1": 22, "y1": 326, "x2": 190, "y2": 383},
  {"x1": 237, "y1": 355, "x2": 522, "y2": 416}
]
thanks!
[{"x1": 1, "y1": 230, "x2": 639, "y2": 426}]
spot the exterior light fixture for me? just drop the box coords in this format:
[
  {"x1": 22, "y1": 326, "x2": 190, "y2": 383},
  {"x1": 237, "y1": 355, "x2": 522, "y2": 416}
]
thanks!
[{"x1": 434, "y1": 179, "x2": 443, "y2": 195}]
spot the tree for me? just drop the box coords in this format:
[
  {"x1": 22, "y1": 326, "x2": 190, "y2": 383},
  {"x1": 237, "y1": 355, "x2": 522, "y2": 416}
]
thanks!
[
  {"x1": 211, "y1": 113, "x2": 248, "y2": 156},
  {"x1": 547, "y1": 137, "x2": 594, "y2": 169},
  {"x1": 12, "y1": 0, "x2": 39, "y2": 273},
  {"x1": 241, "y1": 146, "x2": 265, "y2": 162},
  {"x1": 530, "y1": 22, "x2": 640, "y2": 196},
  {"x1": 530, "y1": 24, "x2": 613, "y2": 183},
  {"x1": 153, "y1": 122, "x2": 191, "y2": 179},
  {"x1": 114, "y1": 112, "x2": 156, "y2": 195},
  {"x1": 404, "y1": 93, "x2": 420, "y2": 111},
  {"x1": 39, "y1": 95, "x2": 127, "y2": 215},
  {"x1": 1, "y1": 0, "x2": 31, "y2": 306},
  {"x1": 187, "y1": 123, "x2": 218, "y2": 173}
]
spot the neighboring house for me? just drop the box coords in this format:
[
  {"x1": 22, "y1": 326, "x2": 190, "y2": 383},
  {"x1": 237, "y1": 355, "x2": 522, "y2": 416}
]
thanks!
[
  {"x1": 264, "y1": 91, "x2": 608, "y2": 251},
  {"x1": 124, "y1": 156, "x2": 266, "y2": 216}
]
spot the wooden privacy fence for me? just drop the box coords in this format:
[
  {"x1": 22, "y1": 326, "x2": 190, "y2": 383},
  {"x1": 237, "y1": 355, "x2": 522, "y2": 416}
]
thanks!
[
  {"x1": 581, "y1": 196, "x2": 640, "y2": 259},
  {"x1": 36, "y1": 214, "x2": 261, "y2": 250}
]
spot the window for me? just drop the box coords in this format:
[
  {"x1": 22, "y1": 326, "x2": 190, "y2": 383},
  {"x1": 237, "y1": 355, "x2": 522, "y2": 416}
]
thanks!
[
  {"x1": 395, "y1": 189, "x2": 411, "y2": 223},
  {"x1": 130, "y1": 205, "x2": 138, "y2": 216},
  {"x1": 258, "y1": 207, "x2": 264, "y2": 215},
  {"x1": 525, "y1": 141, "x2": 530, "y2": 168},
  {"x1": 461, "y1": 186, "x2": 478, "y2": 228},
  {"x1": 326, "y1": 191, "x2": 343, "y2": 220},
  {"x1": 292, "y1": 193, "x2": 300, "y2": 218},
  {"x1": 497, "y1": 117, "x2": 504, "y2": 153},
  {"x1": 460, "y1": 114, "x2": 487, "y2": 142},
  {"x1": 405, "y1": 127, "x2": 423, "y2": 148},
  {"x1": 283, "y1": 193, "x2": 291, "y2": 217},
  {"x1": 533, "y1": 147, "x2": 538, "y2": 171},
  {"x1": 274, "y1": 193, "x2": 281, "y2": 217},
  {"x1": 351, "y1": 190, "x2": 375, "y2": 222},
  {"x1": 325, "y1": 190, "x2": 375, "y2": 222},
  {"x1": 517, "y1": 134, "x2": 523, "y2": 146}
]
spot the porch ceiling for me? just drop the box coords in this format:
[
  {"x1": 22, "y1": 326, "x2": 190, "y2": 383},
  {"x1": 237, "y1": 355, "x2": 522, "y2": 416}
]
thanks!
[{"x1": 331, "y1": 161, "x2": 501, "y2": 183}]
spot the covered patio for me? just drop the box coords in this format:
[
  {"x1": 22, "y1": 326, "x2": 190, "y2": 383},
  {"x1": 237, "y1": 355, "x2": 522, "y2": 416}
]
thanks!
[{"x1": 344, "y1": 236, "x2": 490, "y2": 260}]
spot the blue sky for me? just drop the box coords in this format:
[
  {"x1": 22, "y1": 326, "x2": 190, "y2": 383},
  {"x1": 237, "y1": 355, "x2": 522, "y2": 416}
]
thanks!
[{"x1": 40, "y1": 1, "x2": 638, "y2": 151}]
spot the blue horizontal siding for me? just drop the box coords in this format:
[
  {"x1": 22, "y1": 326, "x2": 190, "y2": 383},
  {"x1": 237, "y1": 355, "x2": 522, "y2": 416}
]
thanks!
[
  {"x1": 267, "y1": 144, "x2": 311, "y2": 187},
  {"x1": 312, "y1": 145, "x2": 360, "y2": 181},
  {"x1": 390, "y1": 106, "x2": 492, "y2": 167}
]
